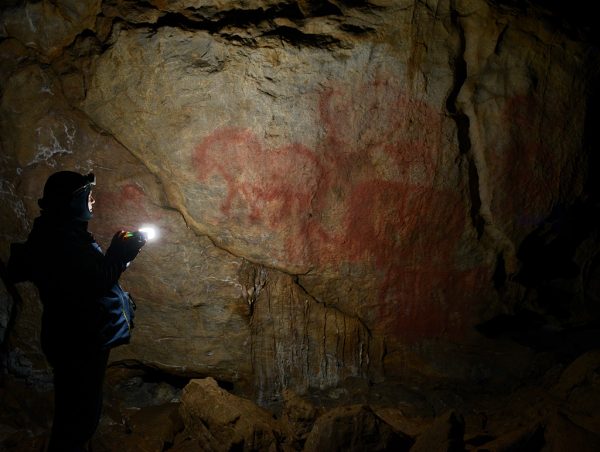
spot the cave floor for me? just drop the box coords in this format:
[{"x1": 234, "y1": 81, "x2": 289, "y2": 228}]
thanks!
[
  {"x1": 1, "y1": 343, "x2": 599, "y2": 452},
  {"x1": 1, "y1": 322, "x2": 600, "y2": 451}
]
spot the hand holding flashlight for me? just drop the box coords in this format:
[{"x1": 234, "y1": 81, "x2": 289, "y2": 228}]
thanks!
[
  {"x1": 108, "y1": 230, "x2": 146, "y2": 264},
  {"x1": 123, "y1": 230, "x2": 147, "y2": 242},
  {"x1": 124, "y1": 225, "x2": 158, "y2": 242},
  {"x1": 138, "y1": 226, "x2": 158, "y2": 241},
  {"x1": 107, "y1": 225, "x2": 158, "y2": 265}
]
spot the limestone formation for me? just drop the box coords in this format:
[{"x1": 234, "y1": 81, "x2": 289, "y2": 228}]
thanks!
[{"x1": 1, "y1": 0, "x2": 599, "y2": 443}]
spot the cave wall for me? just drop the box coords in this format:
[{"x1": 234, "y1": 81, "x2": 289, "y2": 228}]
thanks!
[{"x1": 0, "y1": 0, "x2": 598, "y2": 405}]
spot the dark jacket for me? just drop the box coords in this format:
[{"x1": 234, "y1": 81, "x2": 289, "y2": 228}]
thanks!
[{"x1": 7, "y1": 214, "x2": 135, "y2": 363}]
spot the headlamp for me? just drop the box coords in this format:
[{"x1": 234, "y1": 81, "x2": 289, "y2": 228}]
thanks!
[{"x1": 72, "y1": 173, "x2": 96, "y2": 195}]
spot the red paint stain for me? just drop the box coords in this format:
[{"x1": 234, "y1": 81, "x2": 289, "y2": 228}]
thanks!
[
  {"x1": 120, "y1": 183, "x2": 146, "y2": 205},
  {"x1": 378, "y1": 266, "x2": 487, "y2": 342},
  {"x1": 318, "y1": 80, "x2": 439, "y2": 184},
  {"x1": 193, "y1": 78, "x2": 487, "y2": 342},
  {"x1": 343, "y1": 180, "x2": 485, "y2": 341}
]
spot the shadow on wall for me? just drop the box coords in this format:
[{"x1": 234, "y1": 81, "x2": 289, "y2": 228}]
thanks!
[{"x1": 476, "y1": 196, "x2": 600, "y2": 355}]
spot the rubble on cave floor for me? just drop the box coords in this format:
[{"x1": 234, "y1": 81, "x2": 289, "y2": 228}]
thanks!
[{"x1": 1, "y1": 349, "x2": 600, "y2": 451}]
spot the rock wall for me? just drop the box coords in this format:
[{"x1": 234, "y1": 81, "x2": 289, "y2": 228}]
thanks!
[{"x1": 1, "y1": 0, "x2": 599, "y2": 405}]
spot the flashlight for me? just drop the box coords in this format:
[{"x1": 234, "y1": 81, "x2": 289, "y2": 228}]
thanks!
[
  {"x1": 124, "y1": 225, "x2": 158, "y2": 241},
  {"x1": 139, "y1": 225, "x2": 157, "y2": 241}
]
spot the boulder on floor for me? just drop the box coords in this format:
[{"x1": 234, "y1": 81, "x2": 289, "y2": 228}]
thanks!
[
  {"x1": 303, "y1": 404, "x2": 412, "y2": 452},
  {"x1": 178, "y1": 377, "x2": 289, "y2": 451}
]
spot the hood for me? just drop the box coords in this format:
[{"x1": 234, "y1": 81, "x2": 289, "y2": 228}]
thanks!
[{"x1": 38, "y1": 171, "x2": 95, "y2": 221}]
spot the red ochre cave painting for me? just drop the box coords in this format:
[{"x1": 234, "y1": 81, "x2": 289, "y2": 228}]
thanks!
[
  {"x1": 193, "y1": 128, "x2": 322, "y2": 226},
  {"x1": 193, "y1": 79, "x2": 488, "y2": 342}
]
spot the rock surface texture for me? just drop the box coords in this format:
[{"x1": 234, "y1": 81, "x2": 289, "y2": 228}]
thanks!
[{"x1": 1, "y1": 0, "x2": 600, "y2": 449}]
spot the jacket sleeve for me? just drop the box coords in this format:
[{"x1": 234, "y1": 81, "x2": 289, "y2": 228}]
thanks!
[
  {"x1": 91, "y1": 252, "x2": 128, "y2": 294},
  {"x1": 66, "y1": 241, "x2": 129, "y2": 295}
]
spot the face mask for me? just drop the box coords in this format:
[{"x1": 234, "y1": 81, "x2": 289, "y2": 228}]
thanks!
[
  {"x1": 68, "y1": 173, "x2": 96, "y2": 221},
  {"x1": 70, "y1": 184, "x2": 93, "y2": 221}
]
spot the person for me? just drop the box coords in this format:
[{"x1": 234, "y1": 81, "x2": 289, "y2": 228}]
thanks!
[{"x1": 7, "y1": 171, "x2": 147, "y2": 451}]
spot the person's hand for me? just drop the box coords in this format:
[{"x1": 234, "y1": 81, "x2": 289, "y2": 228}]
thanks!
[{"x1": 107, "y1": 230, "x2": 146, "y2": 263}]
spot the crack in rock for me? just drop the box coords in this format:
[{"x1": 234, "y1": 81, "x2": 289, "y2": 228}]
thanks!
[{"x1": 447, "y1": 0, "x2": 518, "y2": 276}]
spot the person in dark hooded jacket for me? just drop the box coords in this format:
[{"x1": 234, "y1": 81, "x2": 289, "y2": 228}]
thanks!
[{"x1": 7, "y1": 170, "x2": 146, "y2": 451}]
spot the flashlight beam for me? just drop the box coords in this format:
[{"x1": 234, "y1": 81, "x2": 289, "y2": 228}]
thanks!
[{"x1": 139, "y1": 226, "x2": 158, "y2": 241}]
